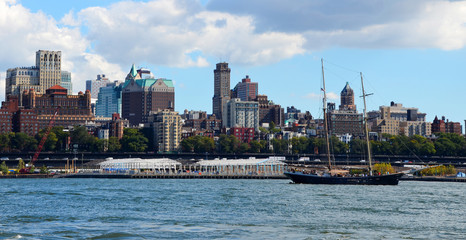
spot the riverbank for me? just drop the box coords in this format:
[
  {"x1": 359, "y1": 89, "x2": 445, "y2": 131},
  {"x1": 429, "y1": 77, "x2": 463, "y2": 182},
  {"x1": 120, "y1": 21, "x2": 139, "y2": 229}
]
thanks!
[
  {"x1": 2, "y1": 173, "x2": 466, "y2": 182},
  {"x1": 400, "y1": 176, "x2": 466, "y2": 182}
]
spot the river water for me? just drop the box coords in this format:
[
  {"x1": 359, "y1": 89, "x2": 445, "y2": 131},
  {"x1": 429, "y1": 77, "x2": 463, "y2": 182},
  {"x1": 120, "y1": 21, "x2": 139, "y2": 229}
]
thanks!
[{"x1": 0, "y1": 179, "x2": 464, "y2": 239}]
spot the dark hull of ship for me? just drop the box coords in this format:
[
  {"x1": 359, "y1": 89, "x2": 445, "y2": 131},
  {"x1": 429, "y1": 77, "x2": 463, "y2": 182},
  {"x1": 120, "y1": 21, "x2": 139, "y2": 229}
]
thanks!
[{"x1": 284, "y1": 172, "x2": 403, "y2": 185}]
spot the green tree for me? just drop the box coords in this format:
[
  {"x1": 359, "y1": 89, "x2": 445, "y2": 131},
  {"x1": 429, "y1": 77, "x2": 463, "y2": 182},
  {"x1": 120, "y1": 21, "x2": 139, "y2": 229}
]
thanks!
[
  {"x1": 0, "y1": 134, "x2": 10, "y2": 152},
  {"x1": 269, "y1": 122, "x2": 281, "y2": 134},
  {"x1": 120, "y1": 128, "x2": 148, "y2": 152},
  {"x1": 10, "y1": 132, "x2": 37, "y2": 152},
  {"x1": 40, "y1": 165, "x2": 48, "y2": 174},
  {"x1": 373, "y1": 163, "x2": 395, "y2": 175},
  {"x1": 107, "y1": 137, "x2": 121, "y2": 152},
  {"x1": 330, "y1": 136, "x2": 348, "y2": 154},
  {"x1": 36, "y1": 130, "x2": 58, "y2": 151},
  {"x1": 217, "y1": 134, "x2": 240, "y2": 153},
  {"x1": 198, "y1": 136, "x2": 215, "y2": 153},
  {"x1": 17, "y1": 158, "x2": 25, "y2": 169},
  {"x1": 349, "y1": 138, "x2": 366, "y2": 155},
  {"x1": 70, "y1": 126, "x2": 96, "y2": 151},
  {"x1": 181, "y1": 138, "x2": 195, "y2": 152},
  {"x1": 271, "y1": 138, "x2": 288, "y2": 154},
  {"x1": 51, "y1": 126, "x2": 70, "y2": 151},
  {"x1": 0, "y1": 161, "x2": 8, "y2": 175},
  {"x1": 238, "y1": 142, "x2": 250, "y2": 153},
  {"x1": 249, "y1": 140, "x2": 262, "y2": 153}
]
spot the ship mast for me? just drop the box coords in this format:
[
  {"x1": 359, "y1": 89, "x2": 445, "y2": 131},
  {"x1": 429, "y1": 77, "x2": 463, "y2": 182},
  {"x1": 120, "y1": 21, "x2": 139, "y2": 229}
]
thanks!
[
  {"x1": 360, "y1": 72, "x2": 373, "y2": 176},
  {"x1": 322, "y1": 59, "x2": 332, "y2": 171}
]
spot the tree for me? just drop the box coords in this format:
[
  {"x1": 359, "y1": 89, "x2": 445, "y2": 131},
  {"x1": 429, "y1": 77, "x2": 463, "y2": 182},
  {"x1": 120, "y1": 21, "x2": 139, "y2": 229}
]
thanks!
[
  {"x1": 36, "y1": 130, "x2": 58, "y2": 151},
  {"x1": 120, "y1": 128, "x2": 148, "y2": 152},
  {"x1": 330, "y1": 136, "x2": 348, "y2": 154},
  {"x1": 10, "y1": 132, "x2": 37, "y2": 152},
  {"x1": 271, "y1": 138, "x2": 288, "y2": 154},
  {"x1": 0, "y1": 161, "x2": 8, "y2": 175},
  {"x1": 17, "y1": 159, "x2": 25, "y2": 170},
  {"x1": 238, "y1": 142, "x2": 250, "y2": 153},
  {"x1": 349, "y1": 138, "x2": 366, "y2": 155},
  {"x1": 51, "y1": 126, "x2": 69, "y2": 151},
  {"x1": 40, "y1": 165, "x2": 48, "y2": 174},
  {"x1": 249, "y1": 140, "x2": 262, "y2": 153},
  {"x1": 107, "y1": 137, "x2": 121, "y2": 152},
  {"x1": 217, "y1": 134, "x2": 240, "y2": 153},
  {"x1": 181, "y1": 138, "x2": 195, "y2": 152},
  {"x1": 70, "y1": 126, "x2": 96, "y2": 151},
  {"x1": 0, "y1": 134, "x2": 10, "y2": 152}
]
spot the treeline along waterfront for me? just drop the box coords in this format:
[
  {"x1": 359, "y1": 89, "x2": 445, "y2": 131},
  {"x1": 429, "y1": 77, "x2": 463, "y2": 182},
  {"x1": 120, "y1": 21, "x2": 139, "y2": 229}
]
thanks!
[{"x1": 2, "y1": 126, "x2": 466, "y2": 160}]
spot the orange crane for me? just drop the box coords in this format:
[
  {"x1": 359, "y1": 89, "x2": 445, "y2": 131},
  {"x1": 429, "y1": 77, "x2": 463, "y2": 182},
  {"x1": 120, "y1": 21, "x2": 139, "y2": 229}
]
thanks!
[{"x1": 20, "y1": 107, "x2": 59, "y2": 173}]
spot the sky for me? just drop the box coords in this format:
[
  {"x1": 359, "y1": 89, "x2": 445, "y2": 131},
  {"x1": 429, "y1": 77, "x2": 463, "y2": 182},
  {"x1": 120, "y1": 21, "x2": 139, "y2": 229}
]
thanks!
[{"x1": 1, "y1": 0, "x2": 466, "y2": 124}]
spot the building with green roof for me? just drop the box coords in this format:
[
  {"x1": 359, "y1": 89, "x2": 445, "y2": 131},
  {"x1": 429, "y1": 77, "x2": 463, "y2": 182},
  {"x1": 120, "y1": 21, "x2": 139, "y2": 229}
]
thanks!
[{"x1": 122, "y1": 65, "x2": 175, "y2": 126}]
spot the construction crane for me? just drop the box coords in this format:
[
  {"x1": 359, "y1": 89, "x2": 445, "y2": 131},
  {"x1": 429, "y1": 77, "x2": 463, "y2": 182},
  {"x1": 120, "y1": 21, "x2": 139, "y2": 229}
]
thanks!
[{"x1": 21, "y1": 107, "x2": 59, "y2": 173}]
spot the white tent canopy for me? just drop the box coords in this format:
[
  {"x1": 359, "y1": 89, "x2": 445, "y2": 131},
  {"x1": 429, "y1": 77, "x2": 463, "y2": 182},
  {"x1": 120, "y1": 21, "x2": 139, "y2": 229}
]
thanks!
[
  {"x1": 99, "y1": 158, "x2": 181, "y2": 171},
  {"x1": 197, "y1": 157, "x2": 286, "y2": 166}
]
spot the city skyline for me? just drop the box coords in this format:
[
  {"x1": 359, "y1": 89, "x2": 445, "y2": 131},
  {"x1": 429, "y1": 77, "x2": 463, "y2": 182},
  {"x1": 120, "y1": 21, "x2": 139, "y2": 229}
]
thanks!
[{"x1": 1, "y1": 0, "x2": 466, "y2": 123}]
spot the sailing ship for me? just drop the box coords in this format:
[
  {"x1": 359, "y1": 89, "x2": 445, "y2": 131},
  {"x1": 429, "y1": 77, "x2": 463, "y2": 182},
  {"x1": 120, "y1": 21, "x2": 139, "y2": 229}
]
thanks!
[{"x1": 284, "y1": 59, "x2": 403, "y2": 185}]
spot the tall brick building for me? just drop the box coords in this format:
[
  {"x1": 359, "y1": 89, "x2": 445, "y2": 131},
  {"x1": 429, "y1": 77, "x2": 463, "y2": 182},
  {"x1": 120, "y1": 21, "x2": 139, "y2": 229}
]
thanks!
[
  {"x1": 432, "y1": 116, "x2": 462, "y2": 135},
  {"x1": 22, "y1": 85, "x2": 94, "y2": 130},
  {"x1": 255, "y1": 95, "x2": 285, "y2": 127},
  {"x1": 232, "y1": 75, "x2": 258, "y2": 101},
  {"x1": 212, "y1": 62, "x2": 231, "y2": 119},
  {"x1": 122, "y1": 65, "x2": 174, "y2": 126},
  {"x1": 327, "y1": 83, "x2": 364, "y2": 137}
]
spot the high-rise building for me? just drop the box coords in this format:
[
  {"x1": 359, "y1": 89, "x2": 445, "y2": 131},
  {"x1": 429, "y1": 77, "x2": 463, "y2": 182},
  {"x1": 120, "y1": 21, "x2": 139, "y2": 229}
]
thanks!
[
  {"x1": 146, "y1": 109, "x2": 181, "y2": 152},
  {"x1": 327, "y1": 83, "x2": 364, "y2": 137},
  {"x1": 369, "y1": 102, "x2": 430, "y2": 137},
  {"x1": 122, "y1": 65, "x2": 174, "y2": 126},
  {"x1": 339, "y1": 82, "x2": 356, "y2": 111},
  {"x1": 86, "y1": 74, "x2": 110, "y2": 100},
  {"x1": 223, "y1": 98, "x2": 259, "y2": 131},
  {"x1": 255, "y1": 95, "x2": 285, "y2": 127},
  {"x1": 61, "y1": 71, "x2": 72, "y2": 94},
  {"x1": 212, "y1": 62, "x2": 231, "y2": 119},
  {"x1": 95, "y1": 81, "x2": 123, "y2": 118},
  {"x1": 368, "y1": 102, "x2": 426, "y2": 122},
  {"x1": 6, "y1": 50, "x2": 64, "y2": 104},
  {"x1": 232, "y1": 75, "x2": 258, "y2": 101}
]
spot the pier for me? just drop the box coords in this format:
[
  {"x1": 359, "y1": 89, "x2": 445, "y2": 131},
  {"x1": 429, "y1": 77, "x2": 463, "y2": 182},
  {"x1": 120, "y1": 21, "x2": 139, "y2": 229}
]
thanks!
[{"x1": 56, "y1": 173, "x2": 287, "y2": 179}]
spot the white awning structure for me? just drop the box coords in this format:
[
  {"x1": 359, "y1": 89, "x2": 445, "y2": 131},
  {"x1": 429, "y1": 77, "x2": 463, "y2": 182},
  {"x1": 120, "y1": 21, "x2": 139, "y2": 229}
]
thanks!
[
  {"x1": 195, "y1": 157, "x2": 286, "y2": 175},
  {"x1": 197, "y1": 157, "x2": 286, "y2": 166},
  {"x1": 99, "y1": 158, "x2": 181, "y2": 171}
]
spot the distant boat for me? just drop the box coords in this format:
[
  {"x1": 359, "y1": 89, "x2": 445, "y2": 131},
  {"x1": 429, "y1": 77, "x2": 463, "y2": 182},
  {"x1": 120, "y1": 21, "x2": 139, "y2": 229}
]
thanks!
[{"x1": 284, "y1": 59, "x2": 403, "y2": 185}]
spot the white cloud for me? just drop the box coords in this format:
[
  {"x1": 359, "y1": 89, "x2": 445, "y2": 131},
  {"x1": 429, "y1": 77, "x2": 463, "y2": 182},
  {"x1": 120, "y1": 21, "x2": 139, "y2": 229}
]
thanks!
[
  {"x1": 0, "y1": 0, "x2": 126, "y2": 98},
  {"x1": 304, "y1": 92, "x2": 338, "y2": 100},
  {"x1": 72, "y1": 0, "x2": 305, "y2": 67},
  {"x1": 3, "y1": 0, "x2": 466, "y2": 103},
  {"x1": 208, "y1": 0, "x2": 466, "y2": 51}
]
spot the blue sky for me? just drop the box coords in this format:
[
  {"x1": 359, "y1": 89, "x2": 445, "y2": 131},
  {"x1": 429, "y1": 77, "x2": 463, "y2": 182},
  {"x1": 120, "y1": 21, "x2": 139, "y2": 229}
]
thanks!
[{"x1": 1, "y1": 0, "x2": 466, "y2": 125}]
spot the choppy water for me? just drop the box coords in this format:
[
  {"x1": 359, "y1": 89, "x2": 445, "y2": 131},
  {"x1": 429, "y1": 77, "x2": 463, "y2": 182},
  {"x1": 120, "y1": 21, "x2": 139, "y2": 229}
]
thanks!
[{"x1": 0, "y1": 179, "x2": 465, "y2": 239}]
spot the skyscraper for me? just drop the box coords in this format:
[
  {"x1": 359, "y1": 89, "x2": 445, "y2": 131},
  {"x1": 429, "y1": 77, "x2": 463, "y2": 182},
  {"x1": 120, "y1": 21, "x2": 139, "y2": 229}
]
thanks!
[
  {"x1": 339, "y1": 82, "x2": 356, "y2": 111},
  {"x1": 61, "y1": 71, "x2": 72, "y2": 93},
  {"x1": 121, "y1": 65, "x2": 174, "y2": 126},
  {"x1": 6, "y1": 50, "x2": 63, "y2": 104},
  {"x1": 212, "y1": 62, "x2": 231, "y2": 119},
  {"x1": 232, "y1": 75, "x2": 258, "y2": 101},
  {"x1": 95, "y1": 81, "x2": 123, "y2": 118},
  {"x1": 86, "y1": 74, "x2": 110, "y2": 100}
]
